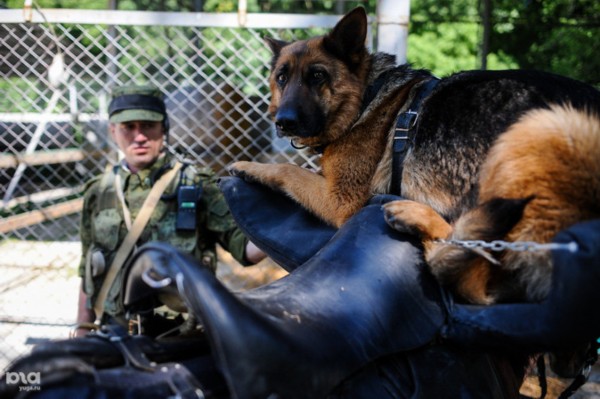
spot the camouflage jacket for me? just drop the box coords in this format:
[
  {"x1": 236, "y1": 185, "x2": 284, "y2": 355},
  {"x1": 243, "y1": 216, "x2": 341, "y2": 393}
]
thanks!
[{"x1": 79, "y1": 155, "x2": 249, "y2": 318}]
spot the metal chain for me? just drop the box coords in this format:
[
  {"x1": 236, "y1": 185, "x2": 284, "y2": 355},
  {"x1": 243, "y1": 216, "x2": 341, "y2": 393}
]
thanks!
[{"x1": 435, "y1": 239, "x2": 579, "y2": 253}]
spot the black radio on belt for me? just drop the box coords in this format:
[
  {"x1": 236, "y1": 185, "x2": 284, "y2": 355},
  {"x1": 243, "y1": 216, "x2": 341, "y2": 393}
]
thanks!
[{"x1": 176, "y1": 185, "x2": 202, "y2": 231}]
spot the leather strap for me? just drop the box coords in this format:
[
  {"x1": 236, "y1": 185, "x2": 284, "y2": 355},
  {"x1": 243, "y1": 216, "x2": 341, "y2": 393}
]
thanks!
[
  {"x1": 114, "y1": 170, "x2": 133, "y2": 231},
  {"x1": 93, "y1": 161, "x2": 182, "y2": 323},
  {"x1": 390, "y1": 78, "x2": 439, "y2": 195}
]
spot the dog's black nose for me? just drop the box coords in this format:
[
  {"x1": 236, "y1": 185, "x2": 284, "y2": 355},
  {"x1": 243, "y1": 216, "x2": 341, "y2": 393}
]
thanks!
[{"x1": 275, "y1": 108, "x2": 299, "y2": 135}]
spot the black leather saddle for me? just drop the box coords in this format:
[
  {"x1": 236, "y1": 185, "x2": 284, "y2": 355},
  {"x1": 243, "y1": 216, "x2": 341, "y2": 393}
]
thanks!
[
  {"x1": 121, "y1": 177, "x2": 526, "y2": 398},
  {"x1": 6, "y1": 177, "x2": 599, "y2": 398}
]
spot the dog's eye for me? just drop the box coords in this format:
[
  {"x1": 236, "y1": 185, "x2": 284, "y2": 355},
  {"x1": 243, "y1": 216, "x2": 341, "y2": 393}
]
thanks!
[
  {"x1": 276, "y1": 73, "x2": 287, "y2": 86},
  {"x1": 309, "y1": 69, "x2": 327, "y2": 85}
]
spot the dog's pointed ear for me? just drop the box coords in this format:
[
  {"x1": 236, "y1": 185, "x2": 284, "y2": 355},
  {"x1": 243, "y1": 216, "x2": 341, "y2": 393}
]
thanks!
[
  {"x1": 264, "y1": 37, "x2": 288, "y2": 57},
  {"x1": 323, "y1": 7, "x2": 368, "y2": 68},
  {"x1": 471, "y1": 196, "x2": 534, "y2": 241}
]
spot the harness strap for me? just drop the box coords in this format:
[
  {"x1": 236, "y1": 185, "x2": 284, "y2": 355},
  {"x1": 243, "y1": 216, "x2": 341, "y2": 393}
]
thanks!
[
  {"x1": 390, "y1": 78, "x2": 440, "y2": 196},
  {"x1": 557, "y1": 341, "x2": 598, "y2": 399},
  {"x1": 93, "y1": 161, "x2": 182, "y2": 323},
  {"x1": 537, "y1": 355, "x2": 548, "y2": 399}
]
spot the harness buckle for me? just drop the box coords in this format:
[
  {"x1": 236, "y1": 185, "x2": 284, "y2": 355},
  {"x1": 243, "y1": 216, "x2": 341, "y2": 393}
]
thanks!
[
  {"x1": 394, "y1": 131, "x2": 409, "y2": 140},
  {"x1": 395, "y1": 110, "x2": 419, "y2": 132}
]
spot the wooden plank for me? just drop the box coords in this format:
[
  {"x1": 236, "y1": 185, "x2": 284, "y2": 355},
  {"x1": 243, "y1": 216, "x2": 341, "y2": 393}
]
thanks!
[
  {"x1": 0, "y1": 149, "x2": 86, "y2": 169},
  {"x1": 0, "y1": 187, "x2": 82, "y2": 211},
  {"x1": 0, "y1": 112, "x2": 102, "y2": 123},
  {"x1": 0, "y1": 198, "x2": 83, "y2": 234}
]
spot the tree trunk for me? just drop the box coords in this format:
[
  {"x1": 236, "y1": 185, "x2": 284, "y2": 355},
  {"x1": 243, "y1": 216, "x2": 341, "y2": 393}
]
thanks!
[{"x1": 480, "y1": 0, "x2": 492, "y2": 70}]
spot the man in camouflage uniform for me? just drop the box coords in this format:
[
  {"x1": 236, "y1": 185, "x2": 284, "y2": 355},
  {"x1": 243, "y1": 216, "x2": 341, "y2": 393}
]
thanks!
[{"x1": 76, "y1": 85, "x2": 264, "y2": 335}]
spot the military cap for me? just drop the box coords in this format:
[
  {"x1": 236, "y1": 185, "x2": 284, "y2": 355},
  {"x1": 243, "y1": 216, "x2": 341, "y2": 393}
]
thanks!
[{"x1": 108, "y1": 84, "x2": 167, "y2": 123}]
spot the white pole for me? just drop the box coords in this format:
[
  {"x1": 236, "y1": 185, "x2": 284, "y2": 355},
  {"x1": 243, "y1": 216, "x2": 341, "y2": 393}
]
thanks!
[
  {"x1": 376, "y1": 0, "x2": 410, "y2": 64},
  {"x1": 3, "y1": 89, "x2": 62, "y2": 206},
  {"x1": 238, "y1": 0, "x2": 247, "y2": 27}
]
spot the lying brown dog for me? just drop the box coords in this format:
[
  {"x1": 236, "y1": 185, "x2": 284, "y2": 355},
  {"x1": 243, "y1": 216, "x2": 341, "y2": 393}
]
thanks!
[
  {"x1": 229, "y1": 7, "x2": 600, "y2": 304},
  {"x1": 384, "y1": 105, "x2": 600, "y2": 304}
]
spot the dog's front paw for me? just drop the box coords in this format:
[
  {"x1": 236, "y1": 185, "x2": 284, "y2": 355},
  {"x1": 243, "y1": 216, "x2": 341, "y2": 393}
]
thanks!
[
  {"x1": 383, "y1": 200, "x2": 419, "y2": 236},
  {"x1": 228, "y1": 161, "x2": 253, "y2": 181},
  {"x1": 383, "y1": 200, "x2": 452, "y2": 240},
  {"x1": 227, "y1": 161, "x2": 284, "y2": 190},
  {"x1": 227, "y1": 161, "x2": 270, "y2": 185}
]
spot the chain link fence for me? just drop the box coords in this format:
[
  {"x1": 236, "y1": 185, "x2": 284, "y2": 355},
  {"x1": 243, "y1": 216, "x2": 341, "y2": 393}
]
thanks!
[
  {"x1": 2, "y1": 6, "x2": 600, "y2": 397},
  {"x1": 0, "y1": 8, "x2": 376, "y2": 370}
]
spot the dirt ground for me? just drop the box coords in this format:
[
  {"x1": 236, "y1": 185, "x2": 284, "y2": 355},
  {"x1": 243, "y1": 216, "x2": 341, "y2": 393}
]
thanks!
[
  {"x1": 521, "y1": 361, "x2": 600, "y2": 398},
  {"x1": 575, "y1": 364, "x2": 600, "y2": 399}
]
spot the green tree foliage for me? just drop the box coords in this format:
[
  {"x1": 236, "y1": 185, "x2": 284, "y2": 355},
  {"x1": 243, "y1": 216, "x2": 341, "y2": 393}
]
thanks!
[
  {"x1": 408, "y1": 0, "x2": 515, "y2": 76},
  {"x1": 2, "y1": 0, "x2": 597, "y2": 85},
  {"x1": 407, "y1": 0, "x2": 598, "y2": 84},
  {"x1": 3, "y1": 0, "x2": 105, "y2": 8},
  {"x1": 491, "y1": 0, "x2": 600, "y2": 86}
]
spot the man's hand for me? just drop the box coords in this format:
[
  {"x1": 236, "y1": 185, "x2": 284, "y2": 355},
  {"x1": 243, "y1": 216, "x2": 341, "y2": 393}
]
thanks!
[{"x1": 73, "y1": 280, "x2": 97, "y2": 338}]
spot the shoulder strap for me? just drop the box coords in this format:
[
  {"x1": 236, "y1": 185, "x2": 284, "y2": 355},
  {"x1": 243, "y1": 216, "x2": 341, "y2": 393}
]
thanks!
[
  {"x1": 114, "y1": 172, "x2": 133, "y2": 231},
  {"x1": 93, "y1": 161, "x2": 183, "y2": 323},
  {"x1": 390, "y1": 78, "x2": 439, "y2": 196},
  {"x1": 94, "y1": 164, "x2": 116, "y2": 195}
]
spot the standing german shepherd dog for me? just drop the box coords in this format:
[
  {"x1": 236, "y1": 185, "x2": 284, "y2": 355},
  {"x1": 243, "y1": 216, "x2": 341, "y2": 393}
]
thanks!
[{"x1": 229, "y1": 7, "x2": 600, "y2": 307}]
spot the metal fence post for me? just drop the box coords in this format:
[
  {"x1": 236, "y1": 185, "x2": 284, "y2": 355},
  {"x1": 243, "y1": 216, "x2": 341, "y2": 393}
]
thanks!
[{"x1": 376, "y1": 0, "x2": 410, "y2": 63}]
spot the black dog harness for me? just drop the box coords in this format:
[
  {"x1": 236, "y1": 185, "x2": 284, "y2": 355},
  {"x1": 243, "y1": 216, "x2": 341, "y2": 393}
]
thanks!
[{"x1": 390, "y1": 78, "x2": 439, "y2": 195}]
